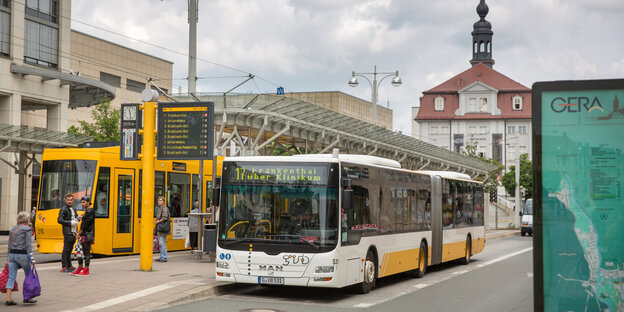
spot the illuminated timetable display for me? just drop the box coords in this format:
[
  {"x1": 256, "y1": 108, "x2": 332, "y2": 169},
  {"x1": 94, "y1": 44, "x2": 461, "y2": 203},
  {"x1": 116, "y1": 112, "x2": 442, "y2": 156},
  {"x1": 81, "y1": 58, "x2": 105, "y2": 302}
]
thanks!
[{"x1": 157, "y1": 102, "x2": 214, "y2": 160}]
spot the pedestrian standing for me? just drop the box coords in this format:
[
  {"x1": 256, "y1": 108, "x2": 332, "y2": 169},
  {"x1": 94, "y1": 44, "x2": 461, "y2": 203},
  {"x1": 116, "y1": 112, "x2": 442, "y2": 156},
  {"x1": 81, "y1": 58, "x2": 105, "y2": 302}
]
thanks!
[
  {"x1": 4, "y1": 211, "x2": 37, "y2": 305},
  {"x1": 188, "y1": 200, "x2": 199, "y2": 249},
  {"x1": 57, "y1": 193, "x2": 78, "y2": 273},
  {"x1": 155, "y1": 196, "x2": 170, "y2": 262},
  {"x1": 71, "y1": 196, "x2": 95, "y2": 276}
]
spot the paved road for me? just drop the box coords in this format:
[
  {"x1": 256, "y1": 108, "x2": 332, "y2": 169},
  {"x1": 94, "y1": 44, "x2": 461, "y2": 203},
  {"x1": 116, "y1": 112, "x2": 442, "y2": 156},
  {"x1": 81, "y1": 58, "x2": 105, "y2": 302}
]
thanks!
[{"x1": 159, "y1": 235, "x2": 533, "y2": 312}]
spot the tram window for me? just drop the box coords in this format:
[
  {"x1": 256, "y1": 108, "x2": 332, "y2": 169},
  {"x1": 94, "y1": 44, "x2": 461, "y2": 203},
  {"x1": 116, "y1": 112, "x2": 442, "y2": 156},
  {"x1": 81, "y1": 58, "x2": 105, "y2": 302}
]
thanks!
[
  {"x1": 154, "y1": 171, "x2": 165, "y2": 217},
  {"x1": 117, "y1": 175, "x2": 132, "y2": 233},
  {"x1": 191, "y1": 174, "x2": 199, "y2": 214},
  {"x1": 94, "y1": 167, "x2": 110, "y2": 218},
  {"x1": 167, "y1": 172, "x2": 191, "y2": 217}
]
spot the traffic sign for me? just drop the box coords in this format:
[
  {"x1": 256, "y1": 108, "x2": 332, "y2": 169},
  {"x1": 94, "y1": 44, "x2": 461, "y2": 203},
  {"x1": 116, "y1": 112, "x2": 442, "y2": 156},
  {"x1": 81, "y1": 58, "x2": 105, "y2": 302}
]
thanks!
[{"x1": 157, "y1": 102, "x2": 214, "y2": 160}]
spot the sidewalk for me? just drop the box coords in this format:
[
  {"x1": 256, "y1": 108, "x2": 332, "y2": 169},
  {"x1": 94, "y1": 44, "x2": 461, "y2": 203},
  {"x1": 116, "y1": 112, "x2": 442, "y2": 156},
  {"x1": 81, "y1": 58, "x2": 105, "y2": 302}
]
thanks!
[{"x1": 0, "y1": 229, "x2": 518, "y2": 311}]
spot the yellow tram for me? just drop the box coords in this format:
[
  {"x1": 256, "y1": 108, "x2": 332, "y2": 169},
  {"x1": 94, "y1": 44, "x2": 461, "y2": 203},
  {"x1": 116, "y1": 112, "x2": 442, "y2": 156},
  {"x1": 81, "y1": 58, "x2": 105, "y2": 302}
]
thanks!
[{"x1": 34, "y1": 145, "x2": 222, "y2": 255}]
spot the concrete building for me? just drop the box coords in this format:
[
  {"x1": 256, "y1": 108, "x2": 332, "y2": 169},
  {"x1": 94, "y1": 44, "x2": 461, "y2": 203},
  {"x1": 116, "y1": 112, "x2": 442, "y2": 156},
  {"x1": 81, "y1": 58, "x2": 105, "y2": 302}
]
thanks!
[
  {"x1": 412, "y1": 0, "x2": 532, "y2": 172},
  {"x1": 0, "y1": 0, "x2": 172, "y2": 232},
  {"x1": 286, "y1": 91, "x2": 392, "y2": 130}
]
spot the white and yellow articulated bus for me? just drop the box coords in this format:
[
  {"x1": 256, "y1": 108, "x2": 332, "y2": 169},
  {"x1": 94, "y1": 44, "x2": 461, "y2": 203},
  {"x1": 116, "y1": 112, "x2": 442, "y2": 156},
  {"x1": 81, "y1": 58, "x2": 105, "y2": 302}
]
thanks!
[{"x1": 215, "y1": 152, "x2": 485, "y2": 293}]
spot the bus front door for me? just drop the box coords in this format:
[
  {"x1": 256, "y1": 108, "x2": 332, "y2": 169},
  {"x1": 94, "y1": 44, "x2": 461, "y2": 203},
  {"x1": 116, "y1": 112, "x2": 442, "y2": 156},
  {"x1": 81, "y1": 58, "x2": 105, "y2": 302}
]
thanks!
[{"x1": 112, "y1": 169, "x2": 134, "y2": 253}]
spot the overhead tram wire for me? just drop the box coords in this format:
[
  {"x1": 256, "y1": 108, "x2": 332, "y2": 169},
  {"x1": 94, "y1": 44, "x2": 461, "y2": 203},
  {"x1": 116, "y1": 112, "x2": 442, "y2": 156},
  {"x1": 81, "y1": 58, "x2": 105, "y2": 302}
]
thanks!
[
  {"x1": 67, "y1": 18, "x2": 285, "y2": 91},
  {"x1": 16, "y1": 4, "x2": 292, "y2": 95}
]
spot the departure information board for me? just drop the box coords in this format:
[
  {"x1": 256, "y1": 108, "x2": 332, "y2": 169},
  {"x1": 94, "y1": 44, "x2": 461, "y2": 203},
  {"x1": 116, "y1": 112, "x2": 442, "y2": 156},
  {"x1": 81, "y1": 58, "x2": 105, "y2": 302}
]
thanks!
[
  {"x1": 532, "y1": 79, "x2": 624, "y2": 312},
  {"x1": 157, "y1": 102, "x2": 214, "y2": 160}
]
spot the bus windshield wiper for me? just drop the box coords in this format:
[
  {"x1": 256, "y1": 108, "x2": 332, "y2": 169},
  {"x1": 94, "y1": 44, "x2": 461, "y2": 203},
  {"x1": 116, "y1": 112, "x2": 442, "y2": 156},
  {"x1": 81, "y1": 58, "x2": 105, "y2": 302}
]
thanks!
[{"x1": 264, "y1": 234, "x2": 320, "y2": 249}]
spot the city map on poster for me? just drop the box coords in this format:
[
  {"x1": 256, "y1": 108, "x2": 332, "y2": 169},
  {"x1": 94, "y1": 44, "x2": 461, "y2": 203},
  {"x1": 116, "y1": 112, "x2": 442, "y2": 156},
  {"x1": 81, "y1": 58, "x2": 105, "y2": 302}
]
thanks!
[{"x1": 541, "y1": 89, "x2": 624, "y2": 311}]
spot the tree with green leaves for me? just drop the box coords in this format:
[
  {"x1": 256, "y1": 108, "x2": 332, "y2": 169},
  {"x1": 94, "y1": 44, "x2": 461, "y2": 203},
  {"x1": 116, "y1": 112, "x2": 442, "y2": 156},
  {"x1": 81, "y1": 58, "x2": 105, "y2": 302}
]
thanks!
[
  {"x1": 501, "y1": 153, "x2": 533, "y2": 198},
  {"x1": 461, "y1": 134, "x2": 504, "y2": 193},
  {"x1": 68, "y1": 99, "x2": 120, "y2": 142}
]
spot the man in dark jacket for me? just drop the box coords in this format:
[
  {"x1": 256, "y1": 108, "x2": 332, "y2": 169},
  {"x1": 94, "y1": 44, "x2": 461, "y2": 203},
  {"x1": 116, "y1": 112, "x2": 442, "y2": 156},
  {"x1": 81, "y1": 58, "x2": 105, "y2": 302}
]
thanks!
[
  {"x1": 71, "y1": 196, "x2": 95, "y2": 276},
  {"x1": 57, "y1": 193, "x2": 78, "y2": 272}
]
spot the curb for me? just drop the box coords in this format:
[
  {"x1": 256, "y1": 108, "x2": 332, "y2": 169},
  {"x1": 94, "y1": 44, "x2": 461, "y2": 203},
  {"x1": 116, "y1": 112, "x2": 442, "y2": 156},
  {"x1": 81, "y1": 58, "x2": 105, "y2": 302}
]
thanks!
[
  {"x1": 485, "y1": 230, "x2": 520, "y2": 242},
  {"x1": 131, "y1": 282, "x2": 254, "y2": 311}
]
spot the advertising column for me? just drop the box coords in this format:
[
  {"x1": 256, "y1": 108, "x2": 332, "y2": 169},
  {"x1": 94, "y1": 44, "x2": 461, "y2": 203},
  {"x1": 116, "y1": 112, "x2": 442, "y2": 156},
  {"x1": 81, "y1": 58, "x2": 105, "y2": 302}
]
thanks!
[{"x1": 532, "y1": 79, "x2": 624, "y2": 311}]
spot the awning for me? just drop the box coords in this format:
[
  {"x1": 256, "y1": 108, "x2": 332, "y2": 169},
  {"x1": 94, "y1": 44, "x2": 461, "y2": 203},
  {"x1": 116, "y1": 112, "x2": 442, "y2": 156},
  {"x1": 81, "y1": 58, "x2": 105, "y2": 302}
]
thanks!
[
  {"x1": 0, "y1": 123, "x2": 92, "y2": 154},
  {"x1": 10, "y1": 63, "x2": 116, "y2": 109}
]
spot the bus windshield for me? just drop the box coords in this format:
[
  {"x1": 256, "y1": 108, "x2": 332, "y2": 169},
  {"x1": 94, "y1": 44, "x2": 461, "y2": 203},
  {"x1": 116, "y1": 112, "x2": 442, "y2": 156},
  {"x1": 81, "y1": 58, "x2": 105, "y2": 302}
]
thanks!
[
  {"x1": 218, "y1": 161, "x2": 339, "y2": 252},
  {"x1": 38, "y1": 160, "x2": 97, "y2": 211},
  {"x1": 524, "y1": 199, "x2": 533, "y2": 215}
]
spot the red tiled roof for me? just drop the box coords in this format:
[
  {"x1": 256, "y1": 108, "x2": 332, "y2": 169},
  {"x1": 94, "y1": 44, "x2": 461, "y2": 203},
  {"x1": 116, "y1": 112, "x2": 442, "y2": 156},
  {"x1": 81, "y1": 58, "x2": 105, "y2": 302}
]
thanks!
[{"x1": 416, "y1": 63, "x2": 531, "y2": 120}]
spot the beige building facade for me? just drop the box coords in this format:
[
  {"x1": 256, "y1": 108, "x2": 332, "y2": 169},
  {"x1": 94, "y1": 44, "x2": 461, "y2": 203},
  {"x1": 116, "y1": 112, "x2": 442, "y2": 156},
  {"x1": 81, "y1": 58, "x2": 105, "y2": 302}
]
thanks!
[
  {"x1": 69, "y1": 30, "x2": 172, "y2": 127},
  {"x1": 0, "y1": 0, "x2": 172, "y2": 231}
]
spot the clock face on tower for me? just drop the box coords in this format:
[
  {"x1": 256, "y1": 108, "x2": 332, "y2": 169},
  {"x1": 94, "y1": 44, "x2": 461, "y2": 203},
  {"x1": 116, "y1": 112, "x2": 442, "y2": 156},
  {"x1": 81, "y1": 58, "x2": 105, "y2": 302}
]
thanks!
[{"x1": 123, "y1": 105, "x2": 137, "y2": 120}]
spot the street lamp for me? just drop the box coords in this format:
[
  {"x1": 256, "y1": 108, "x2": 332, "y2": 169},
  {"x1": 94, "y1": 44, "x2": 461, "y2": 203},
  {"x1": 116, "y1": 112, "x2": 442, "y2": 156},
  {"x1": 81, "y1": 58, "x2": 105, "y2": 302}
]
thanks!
[{"x1": 348, "y1": 65, "x2": 402, "y2": 126}]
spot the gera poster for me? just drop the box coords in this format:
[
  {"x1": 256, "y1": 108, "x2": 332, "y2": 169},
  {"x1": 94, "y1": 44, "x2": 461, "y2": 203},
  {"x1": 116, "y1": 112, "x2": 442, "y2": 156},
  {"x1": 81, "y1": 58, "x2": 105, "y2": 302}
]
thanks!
[{"x1": 532, "y1": 79, "x2": 624, "y2": 311}]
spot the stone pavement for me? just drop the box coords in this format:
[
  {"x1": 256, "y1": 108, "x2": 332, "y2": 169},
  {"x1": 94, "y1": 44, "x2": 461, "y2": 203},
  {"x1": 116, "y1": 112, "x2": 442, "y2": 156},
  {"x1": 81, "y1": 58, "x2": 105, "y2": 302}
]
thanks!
[{"x1": 0, "y1": 229, "x2": 519, "y2": 311}]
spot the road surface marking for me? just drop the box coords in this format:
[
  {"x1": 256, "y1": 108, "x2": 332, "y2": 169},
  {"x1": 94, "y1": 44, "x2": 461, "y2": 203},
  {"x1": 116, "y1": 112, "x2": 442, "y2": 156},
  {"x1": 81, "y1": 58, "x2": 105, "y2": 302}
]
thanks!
[
  {"x1": 475, "y1": 247, "x2": 533, "y2": 268},
  {"x1": 62, "y1": 284, "x2": 174, "y2": 312},
  {"x1": 353, "y1": 246, "x2": 533, "y2": 308}
]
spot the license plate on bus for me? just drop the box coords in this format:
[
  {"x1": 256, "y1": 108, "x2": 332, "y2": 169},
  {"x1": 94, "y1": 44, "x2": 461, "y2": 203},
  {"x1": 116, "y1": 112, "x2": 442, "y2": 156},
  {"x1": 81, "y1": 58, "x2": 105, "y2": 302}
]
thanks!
[{"x1": 259, "y1": 276, "x2": 284, "y2": 285}]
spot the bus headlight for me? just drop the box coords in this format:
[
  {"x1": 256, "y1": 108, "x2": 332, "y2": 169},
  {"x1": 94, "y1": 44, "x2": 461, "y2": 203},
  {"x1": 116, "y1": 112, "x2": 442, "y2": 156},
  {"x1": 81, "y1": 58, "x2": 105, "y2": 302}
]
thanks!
[
  {"x1": 216, "y1": 262, "x2": 229, "y2": 269},
  {"x1": 315, "y1": 266, "x2": 334, "y2": 273}
]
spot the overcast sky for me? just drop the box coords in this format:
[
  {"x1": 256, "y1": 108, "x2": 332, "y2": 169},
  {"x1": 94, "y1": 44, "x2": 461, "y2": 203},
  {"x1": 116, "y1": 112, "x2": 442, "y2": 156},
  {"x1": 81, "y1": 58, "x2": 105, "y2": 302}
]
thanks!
[{"x1": 71, "y1": 0, "x2": 624, "y2": 137}]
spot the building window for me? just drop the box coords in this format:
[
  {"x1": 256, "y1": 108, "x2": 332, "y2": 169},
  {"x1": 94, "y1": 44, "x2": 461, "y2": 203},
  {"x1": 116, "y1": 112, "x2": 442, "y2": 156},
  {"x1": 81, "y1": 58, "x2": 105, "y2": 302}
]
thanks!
[
  {"x1": 479, "y1": 126, "x2": 488, "y2": 135},
  {"x1": 468, "y1": 98, "x2": 477, "y2": 112},
  {"x1": 513, "y1": 96, "x2": 522, "y2": 110},
  {"x1": 440, "y1": 126, "x2": 449, "y2": 134},
  {"x1": 100, "y1": 72, "x2": 121, "y2": 88},
  {"x1": 434, "y1": 96, "x2": 444, "y2": 111},
  {"x1": 126, "y1": 79, "x2": 145, "y2": 93},
  {"x1": 431, "y1": 126, "x2": 438, "y2": 135},
  {"x1": 518, "y1": 125, "x2": 527, "y2": 134},
  {"x1": 507, "y1": 126, "x2": 515, "y2": 134},
  {"x1": 24, "y1": 0, "x2": 59, "y2": 68},
  {"x1": 479, "y1": 98, "x2": 488, "y2": 112},
  {"x1": 0, "y1": 1, "x2": 9, "y2": 56},
  {"x1": 468, "y1": 126, "x2": 477, "y2": 135}
]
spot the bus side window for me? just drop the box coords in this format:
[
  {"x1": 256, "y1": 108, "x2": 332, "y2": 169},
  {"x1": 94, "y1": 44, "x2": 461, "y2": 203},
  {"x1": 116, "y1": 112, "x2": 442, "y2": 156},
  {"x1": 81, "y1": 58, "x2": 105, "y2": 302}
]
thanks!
[{"x1": 94, "y1": 167, "x2": 110, "y2": 218}]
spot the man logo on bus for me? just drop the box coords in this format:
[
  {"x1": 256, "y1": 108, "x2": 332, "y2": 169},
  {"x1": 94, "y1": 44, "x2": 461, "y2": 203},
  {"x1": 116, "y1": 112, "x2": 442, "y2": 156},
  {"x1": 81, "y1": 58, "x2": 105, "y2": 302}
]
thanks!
[{"x1": 259, "y1": 265, "x2": 283, "y2": 272}]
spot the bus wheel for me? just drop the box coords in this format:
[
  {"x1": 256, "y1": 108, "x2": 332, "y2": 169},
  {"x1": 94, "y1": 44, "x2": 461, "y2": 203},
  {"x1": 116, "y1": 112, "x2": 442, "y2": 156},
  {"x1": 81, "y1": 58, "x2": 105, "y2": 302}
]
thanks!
[
  {"x1": 357, "y1": 250, "x2": 376, "y2": 294},
  {"x1": 415, "y1": 241, "x2": 427, "y2": 278},
  {"x1": 460, "y1": 236, "x2": 472, "y2": 265}
]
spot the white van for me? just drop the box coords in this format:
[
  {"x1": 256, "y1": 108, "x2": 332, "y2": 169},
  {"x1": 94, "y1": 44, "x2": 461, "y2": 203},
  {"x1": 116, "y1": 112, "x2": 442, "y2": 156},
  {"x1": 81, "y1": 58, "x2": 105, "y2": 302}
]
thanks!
[{"x1": 520, "y1": 199, "x2": 533, "y2": 236}]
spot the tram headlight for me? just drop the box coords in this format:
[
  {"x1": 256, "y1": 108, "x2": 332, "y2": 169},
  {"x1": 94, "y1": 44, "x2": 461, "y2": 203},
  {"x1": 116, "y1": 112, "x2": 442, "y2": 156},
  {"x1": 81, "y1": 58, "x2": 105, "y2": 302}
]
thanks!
[
  {"x1": 216, "y1": 261, "x2": 229, "y2": 269},
  {"x1": 315, "y1": 266, "x2": 334, "y2": 273}
]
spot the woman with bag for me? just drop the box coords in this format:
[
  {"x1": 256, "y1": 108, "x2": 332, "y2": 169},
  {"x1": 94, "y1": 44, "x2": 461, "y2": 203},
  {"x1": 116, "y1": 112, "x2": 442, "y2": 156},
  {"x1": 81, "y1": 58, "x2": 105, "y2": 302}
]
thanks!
[
  {"x1": 155, "y1": 196, "x2": 171, "y2": 262},
  {"x1": 4, "y1": 211, "x2": 37, "y2": 305},
  {"x1": 71, "y1": 196, "x2": 95, "y2": 276}
]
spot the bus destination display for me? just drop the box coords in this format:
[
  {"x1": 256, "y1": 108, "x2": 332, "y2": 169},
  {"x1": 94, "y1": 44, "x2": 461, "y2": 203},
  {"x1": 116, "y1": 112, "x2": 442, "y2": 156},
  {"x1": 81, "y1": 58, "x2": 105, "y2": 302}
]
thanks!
[{"x1": 157, "y1": 102, "x2": 214, "y2": 160}]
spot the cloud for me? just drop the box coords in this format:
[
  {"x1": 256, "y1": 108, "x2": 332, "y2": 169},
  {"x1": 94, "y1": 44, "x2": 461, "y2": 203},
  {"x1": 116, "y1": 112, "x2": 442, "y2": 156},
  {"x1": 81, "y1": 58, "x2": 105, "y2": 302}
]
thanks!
[{"x1": 71, "y1": 0, "x2": 624, "y2": 137}]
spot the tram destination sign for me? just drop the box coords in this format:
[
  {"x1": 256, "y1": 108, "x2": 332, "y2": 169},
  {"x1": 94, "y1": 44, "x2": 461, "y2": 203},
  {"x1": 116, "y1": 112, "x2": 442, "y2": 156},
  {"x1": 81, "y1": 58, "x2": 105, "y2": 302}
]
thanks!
[{"x1": 157, "y1": 102, "x2": 214, "y2": 160}]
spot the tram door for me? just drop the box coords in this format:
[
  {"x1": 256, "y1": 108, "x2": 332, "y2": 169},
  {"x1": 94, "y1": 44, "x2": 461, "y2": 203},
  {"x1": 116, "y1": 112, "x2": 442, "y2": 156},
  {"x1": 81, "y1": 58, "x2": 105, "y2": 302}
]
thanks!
[{"x1": 112, "y1": 169, "x2": 134, "y2": 253}]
